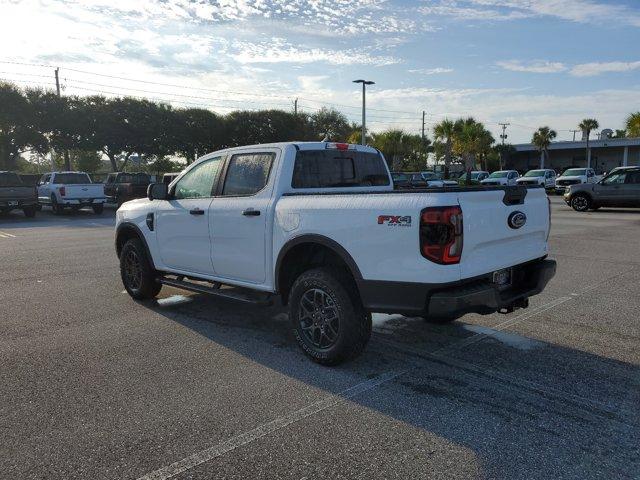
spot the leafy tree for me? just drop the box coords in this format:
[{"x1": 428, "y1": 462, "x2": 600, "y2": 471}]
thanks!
[
  {"x1": 0, "y1": 83, "x2": 47, "y2": 170},
  {"x1": 531, "y1": 126, "x2": 557, "y2": 169},
  {"x1": 225, "y1": 109, "x2": 310, "y2": 146},
  {"x1": 626, "y1": 112, "x2": 640, "y2": 138},
  {"x1": 309, "y1": 107, "x2": 352, "y2": 141},
  {"x1": 612, "y1": 129, "x2": 627, "y2": 139},
  {"x1": 578, "y1": 118, "x2": 599, "y2": 168},
  {"x1": 172, "y1": 108, "x2": 225, "y2": 163},
  {"x1": 494, "y1": 143, "x2": 516, "y2": 170},
  {"x1": 433, "y1": 119, "x2": 458, "y2": 178}
]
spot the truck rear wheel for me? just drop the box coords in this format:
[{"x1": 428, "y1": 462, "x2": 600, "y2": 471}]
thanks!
[
  {"x1": 92, "y1": 204, "x2": 104, "y2": 214},
  {"x1": 120, "y1": 238, "x2": 162, "y2": 300},
  {"x1": 23, "y1": 206, "x2": 36, "y2": 218},
  {"x1": 289, "y1": 267, "x2": 371, "y2": 366},
  {"x1": 51, "y1": 195, "x2": 63, "y2": 215}
]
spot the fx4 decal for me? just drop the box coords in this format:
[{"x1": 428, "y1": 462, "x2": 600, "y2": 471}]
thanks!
[{"x1": 378, "y1": 215, "x2": 412, "y2": 227}]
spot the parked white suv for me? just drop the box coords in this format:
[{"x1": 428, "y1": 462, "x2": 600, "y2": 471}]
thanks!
[
  {"x1": 555, "y1": 168, "x2": 597, "y2": 194},
  {"x1": 481, "y1": 170, "x2": 520, "y2": 186},
  {"x1": 115, "y1": 142, "x2": 555, "y2": 365},
  {"x1": 38, "y1": 171, "x2": 107, "y2": 214},
  {"x1": 517, "y1": 169, "x2": 556, "y2": 189}
]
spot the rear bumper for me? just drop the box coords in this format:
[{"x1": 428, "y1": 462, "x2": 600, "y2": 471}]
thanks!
[
  {"x1": 357, "y1": 258, "x2": 556, "y2": 318},
  {"x1": 0, "y1": 199, "x2": 37, "y2": 209},
  {"x1": 59, "y1": 197, "x2": 107, "y2": 206}
]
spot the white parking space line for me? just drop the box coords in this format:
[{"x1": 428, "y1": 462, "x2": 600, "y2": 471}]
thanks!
[
  {"x1": 136, "y1": 370, "x2": 405, "y2": 480},
  {"x1": 0, "y1": 231, "x2": 16, "y2": 238}
]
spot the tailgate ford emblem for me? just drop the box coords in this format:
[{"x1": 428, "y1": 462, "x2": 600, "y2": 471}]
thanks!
[{"x1": 508, "y1": 211, "x2": 527, "y2": 229}]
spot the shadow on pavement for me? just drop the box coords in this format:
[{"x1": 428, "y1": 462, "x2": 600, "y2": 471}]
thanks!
[{"x1": 142, "y1": 288, "x2": 640, "y2": 479}]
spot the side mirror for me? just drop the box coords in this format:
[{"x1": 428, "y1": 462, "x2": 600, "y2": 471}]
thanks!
[{"x1": 147, "y1": 182, "x2": 168, "y2": 201}]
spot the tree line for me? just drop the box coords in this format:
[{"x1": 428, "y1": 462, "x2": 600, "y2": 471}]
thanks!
[{"x1": 4, "y1": 80, "x2": 636, "y2": 176}]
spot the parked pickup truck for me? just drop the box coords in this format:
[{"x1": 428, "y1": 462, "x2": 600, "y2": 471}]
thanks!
[
  {"x1": 555, "y1": 168, "x2": 596, "y2": 194},
  {"x1": 516, "y1": 169, "x2": 556, "y2": 189},
  {"x1": 0, "y1": 171, "x2": 38, "y2": 217},
  {"x1": 104, "y1": 172, "x2": 151, "y2": 207},
  {"x1": 115, "y1": 142, "x2": 556, "y2": 365},
  {"x1": 481, "y1": 170, "x2": 520, "y2": 186},
  {"x1": 38, "y1": 171, "x2": 107, "y2": 214}
]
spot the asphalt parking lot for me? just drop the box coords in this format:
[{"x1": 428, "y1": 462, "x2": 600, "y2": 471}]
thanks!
[{"x1": 1, "y1": 196, "x2": 639, "y2": 480}]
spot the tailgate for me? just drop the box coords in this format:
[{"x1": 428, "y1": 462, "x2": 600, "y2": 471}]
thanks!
[
  {"x1": 65, "y1": 184, "x2": 105, "y2": 198},
  {"x1": 0, "y1": 186, "x2": 34, "y2": 200},
  {"x1": 457, "y1": 187, "x2": 549, "y2": 279}
]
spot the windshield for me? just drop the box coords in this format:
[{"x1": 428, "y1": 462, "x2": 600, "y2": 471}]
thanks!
[
  {"x1": 460, "y1": 172, "x2": 483, "y2": 180},
  {"x1": 489, "y1": 171, "x2": 509, "y2": 178},
  {"x1": 562, "y1": 169, "x2": 586, "y2": 176},
  {"x1": 524, "y1": 170, "x2": 545, "y2": 177},
  {"x1": 55, "y1": 173, "x2": 92, "y2": 184},
  {"x1": 392, "y1": 173, "x2": 408, "y2": 181},
  {"x1": 421, "y1": 172, "x2": 436, "y2": 179},
  {"x1": 0, "y1": 172, "x2": 25, "y2": 187}
]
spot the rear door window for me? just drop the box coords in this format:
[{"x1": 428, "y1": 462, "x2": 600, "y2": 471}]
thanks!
[
  {"x1": 292, "y1": 150, "x2": 389, "y2": 188},
  {"x1": 222, "y1": 153, "x2": 274, "y2": 196}
]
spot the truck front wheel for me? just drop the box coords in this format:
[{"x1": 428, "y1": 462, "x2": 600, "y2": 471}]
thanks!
[
  {"x1": 289, "y1": 267, "x2": 371, "y2": 366},
  {"x1": 120, "y1": 238, "x2": 162, "y2": 300}
]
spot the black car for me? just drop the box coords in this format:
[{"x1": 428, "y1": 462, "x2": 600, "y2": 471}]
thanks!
[{"x1": 0, "y1": 171, "x2": 38, "y2": 217}]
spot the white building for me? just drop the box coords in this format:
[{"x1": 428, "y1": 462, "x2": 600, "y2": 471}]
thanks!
[{"x1": 508, "y1": 137, "x2": 640, "y2": 174}]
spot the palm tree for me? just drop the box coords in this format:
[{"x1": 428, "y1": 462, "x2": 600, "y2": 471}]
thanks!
[
  {"x1": 578, "y1": 118, "x2": 599, "y2": 168},
  {"x1": 452, "y1": 117, "x2": 494, "y2": 184},
  {"x1": 626, "y1": 112, "x2": 640, "y2": 138},
  {"x1": 433, "y1": 119, "x2": 457, "y2": 179},
  {"x1": 531, "y1": 126, "x2": 557, "y2": 169}
]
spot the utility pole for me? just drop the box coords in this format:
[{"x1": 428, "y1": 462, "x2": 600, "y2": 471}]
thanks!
[
  {"x1": 54, "y1": 67, "x2": 71, "y2": 170},
  {"x1": 422, "y1": 110, "x2": 428, "y2": 168},
  {"x1": 293, "y1": 98, "x2": 298, "y2": 116},
  {"x1": 498, "y1": 122, "x2": 510, "y2": 170},
  {"x1": 55, "y1": 67, "x2": 61, "y2": 96},
  {"x1": 569, "y1": 129, "x2": 581, "y2": 141},
  {"x1": 353, "y1": 79, "x2": 374, "y2": 145}
]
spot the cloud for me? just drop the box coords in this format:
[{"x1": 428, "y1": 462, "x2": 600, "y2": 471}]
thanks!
[
  {"x1": 230, "y1": 38, "x2": 401, "y2": 66},
  {"x1": 496, "y1": 59, "x2": 640, "y2": 77},
  {"x1": 420, "y1": 0, "x2": 640, "y2": 27},
  {"x1": 570, "y1": 61, "x2": 640, "y2": 77},
  {"x1": 408, "y1": 67, "x2": 454, "y2": 75},
  {"x1": 496, "y1": 60, "x2": 567, "y2": 73}
]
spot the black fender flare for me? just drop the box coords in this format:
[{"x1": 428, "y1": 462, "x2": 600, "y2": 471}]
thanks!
[
  {"x1": 275, "y1": 234, "x2": 362, "y2": 294},
  {"x1": 115, "y1": 222, "x2": 154, "y2": 267}
]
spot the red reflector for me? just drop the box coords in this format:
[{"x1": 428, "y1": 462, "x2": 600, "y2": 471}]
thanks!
[{"x1": 420, "y1": 206, "x2": 463, "y2": 265}]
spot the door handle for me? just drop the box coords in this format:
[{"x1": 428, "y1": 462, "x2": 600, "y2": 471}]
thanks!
[
  {"x1": 189, "y1": 208, "x2": 205, "y2": 215},
  {"x1": 242, "y1": 208, "x2": 260, "y2": 216}
]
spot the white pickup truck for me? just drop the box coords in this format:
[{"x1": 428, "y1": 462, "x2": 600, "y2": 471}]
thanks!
[
  {"x1": 554, "y1": 168, "x2": 597, "y2": 194},
  {"x1": 38, "y1": 171, "x2": 107, "y2": 214},
  {"x1": 115, "y1": 142, "x2": 556, "y2": 365}
]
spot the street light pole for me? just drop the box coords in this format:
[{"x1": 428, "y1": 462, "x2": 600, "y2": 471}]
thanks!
[{"x1": 353, "y1": 79, "x2": 374, "y2": 145}]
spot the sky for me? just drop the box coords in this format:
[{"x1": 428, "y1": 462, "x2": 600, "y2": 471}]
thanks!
[{"x1": 1, "y1": 0, "x2": 639, "y2": 143}]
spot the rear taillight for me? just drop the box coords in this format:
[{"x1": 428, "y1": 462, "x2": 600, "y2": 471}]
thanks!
[
  {"x1": 59, "y1": 186, "x2": 66, "y2": 197},
  {"x1": 420, "y1": 206, "x2": 463, "y2": 264}
]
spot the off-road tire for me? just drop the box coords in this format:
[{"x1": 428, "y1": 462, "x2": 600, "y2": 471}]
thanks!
[
  {"x1": 23, "y1": 206, "x2": 36, "y2": 218},
  {"x1": 120, "y1": 238, "x2": 162, "y2": 300},
  {"x1": 51, "y1": 195, "x2": 63, "y2": 215},
  {"x1": 289, "y1": 267, "x2": 371, "y2": 366},
  {"x1": 92, "y1": 204, "x2": 104, "y2": 214}
]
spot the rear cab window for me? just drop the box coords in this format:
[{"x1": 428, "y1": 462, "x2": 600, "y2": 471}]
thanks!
[
  {"x1": 292, "y1": 149, "x2": 389, "y2": 189},
  {"x1": 0, "y1": 172, "x2": 24, "y2": 187},
  {"x1": 54, "y1": 173, "x2": 91, "y2": 184}
]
